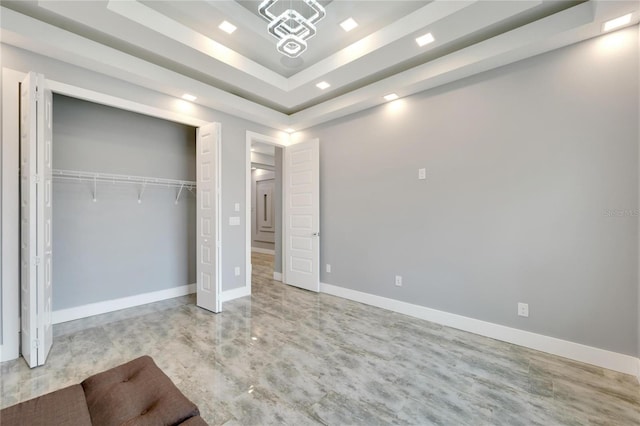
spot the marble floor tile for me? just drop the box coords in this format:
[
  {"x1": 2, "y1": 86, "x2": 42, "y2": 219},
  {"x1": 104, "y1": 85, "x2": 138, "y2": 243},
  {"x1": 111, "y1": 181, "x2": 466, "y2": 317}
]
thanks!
[{"x1": 1, "y1": 252, "x2": 638, "y2": 425}]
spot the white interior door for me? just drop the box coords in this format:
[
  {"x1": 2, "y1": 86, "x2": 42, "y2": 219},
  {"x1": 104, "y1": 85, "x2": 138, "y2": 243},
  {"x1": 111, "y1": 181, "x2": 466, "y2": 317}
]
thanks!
[
  {"x1": 284, "y1": 139, "x2": 320, "y2": 292},
  {"x1": 20, "y1": 72, "x2": 53, "y2": 368},
  {"x1": 196, "y1": 123, "x2": 221, "y2": 313}
]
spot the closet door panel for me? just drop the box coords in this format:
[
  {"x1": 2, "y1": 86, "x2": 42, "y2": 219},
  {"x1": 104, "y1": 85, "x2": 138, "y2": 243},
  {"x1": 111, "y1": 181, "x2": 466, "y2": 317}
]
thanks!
[
  {"x1": 20, "y1": 72, "x2": 53, "y2": 367},
  {"x1": 196, "y1": 123, "x2": 221, "y2": 313},
  {"x1": 20, "y1": 72, "x2": 38, "y2": 368},
  {"x1": 39, "y1": 83, "x2": 54, "y2": 365}
]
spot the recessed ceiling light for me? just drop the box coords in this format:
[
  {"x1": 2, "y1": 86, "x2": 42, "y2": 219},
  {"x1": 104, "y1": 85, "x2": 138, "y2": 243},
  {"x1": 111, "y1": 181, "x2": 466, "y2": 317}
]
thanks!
[
  {"x1": 602, "y1": 14, "x2": 632, "y2": 32},
  {"x1": 384, "y1": 93, "x2": 399, "y2": 101},
  {"x1": 219, "y1": 20, "x2": 237, "y2": 34},
  {"x1": 340, "y1": 18, "x2": 358, "y2": 32},
  {"x1": 316, "y1": 81, "x2": 331, "y2": 90},
  {"x1": 181, "y1": 93, "x2": 197, "y2": 102},
  {"x1": 415, "y1": 32, "x2": 435, "y2": 47},
  {"x1": 285, "y1": 128, "x2": 295, "y2": 133}
]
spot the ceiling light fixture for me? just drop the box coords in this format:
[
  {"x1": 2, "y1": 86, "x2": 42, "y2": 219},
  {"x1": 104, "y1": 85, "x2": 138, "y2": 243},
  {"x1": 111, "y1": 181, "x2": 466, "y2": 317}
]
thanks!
[
  {"x1": 415, "y1": 32, "x2": 435, "y2": 47},
  {"x1": 181, "y1": 93, "x2": 197, "y2": 102},
  {"x1": 258, "y1": 0, "x2": 326, "y2": 58},
  {"x1": 285, "y1": 128, "x2": 295, "y2": 133},
  {"x1": 602, "y1": 14, "x2": 632, "y2": 32},
  {"x1": 384, "y1": 93, "x2": 399, "y2": 101},
  {"x1": 316, "y1": 81, "x2": 331, "y2": 90},
  {"x1": 219, "y1": 20, "x2": 237, "y2": 34},
  {"x1": 340, "y1": 18, "x2": 358, "y2": 32}
]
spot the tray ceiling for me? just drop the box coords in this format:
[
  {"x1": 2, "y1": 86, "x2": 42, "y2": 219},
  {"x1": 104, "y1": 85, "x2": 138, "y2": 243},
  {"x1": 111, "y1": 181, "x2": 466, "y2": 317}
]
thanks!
[{"x1": 1, "y1": 1, "x2": 638, "y2": 131}]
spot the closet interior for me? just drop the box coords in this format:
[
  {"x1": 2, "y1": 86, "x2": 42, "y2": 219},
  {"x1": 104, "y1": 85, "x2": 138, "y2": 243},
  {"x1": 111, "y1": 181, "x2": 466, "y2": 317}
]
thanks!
[{"x1": 51, "y1": 94, "x2": 197, "y2": 314}]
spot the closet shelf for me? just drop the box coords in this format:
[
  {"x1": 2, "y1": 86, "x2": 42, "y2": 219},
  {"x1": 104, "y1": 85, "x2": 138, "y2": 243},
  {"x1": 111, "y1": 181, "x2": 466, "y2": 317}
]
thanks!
[
  {"x1": 52, "y1": 169, "x2": 196, "y2": 188},
  {"x1": 53, "y1": 169, "x2": 196, "y2": 203}
]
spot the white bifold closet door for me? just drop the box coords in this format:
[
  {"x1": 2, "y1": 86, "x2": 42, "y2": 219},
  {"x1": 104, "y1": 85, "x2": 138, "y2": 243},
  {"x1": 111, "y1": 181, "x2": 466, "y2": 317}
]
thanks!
[
  {"x1": 196, "y1": 123, "x2": 221, "y2": 313},
  {"x1": 20, "y1": 72, "x2": 53, "y2": 368},
  {"x1": 284, "y1": 139, "x2": 320, "y2": 292}
]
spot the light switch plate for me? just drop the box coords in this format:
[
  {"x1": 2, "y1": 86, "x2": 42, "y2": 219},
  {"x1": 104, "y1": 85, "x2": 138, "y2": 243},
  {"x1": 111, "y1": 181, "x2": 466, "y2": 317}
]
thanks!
[
  {"x1": 234, "y1": 203, "x2": 240, "y2": 212},
  {"x1": 229, "y1": 216, "x2": 240, "y2": 226},
  {"x1": 418, "y1": 168, "x2": 426, "y2": 180}
]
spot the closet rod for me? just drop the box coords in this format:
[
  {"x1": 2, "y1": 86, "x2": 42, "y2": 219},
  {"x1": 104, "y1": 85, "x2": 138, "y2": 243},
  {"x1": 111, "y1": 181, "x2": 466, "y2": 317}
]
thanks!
[{"x1": 52, "y1": 169, "x2": 196, "y2": 189}]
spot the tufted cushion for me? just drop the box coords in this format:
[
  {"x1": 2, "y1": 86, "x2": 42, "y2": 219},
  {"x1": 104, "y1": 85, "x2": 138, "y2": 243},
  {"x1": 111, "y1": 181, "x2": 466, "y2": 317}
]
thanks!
[
  {"x1": 0, "y1": 384, "x2": 92, "y2": 426},
  {"x1": 81, "y1": 356, "x2": 200, "y2": 426},
  {"x1": 179, "y1": 416, "x2": 209, "y2": 425}
]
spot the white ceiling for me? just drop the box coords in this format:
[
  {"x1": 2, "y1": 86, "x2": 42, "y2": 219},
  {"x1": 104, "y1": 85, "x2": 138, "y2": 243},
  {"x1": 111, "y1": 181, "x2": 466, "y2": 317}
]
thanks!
[{"x1": 1, "y1": 1, "x2": 639, "y2": 132}]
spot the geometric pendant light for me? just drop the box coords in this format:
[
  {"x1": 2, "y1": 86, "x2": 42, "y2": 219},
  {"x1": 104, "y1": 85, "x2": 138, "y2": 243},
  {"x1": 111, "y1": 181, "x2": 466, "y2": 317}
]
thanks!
[{"x1": 258, "y1": 0, "x2": 326, "y2": 58}]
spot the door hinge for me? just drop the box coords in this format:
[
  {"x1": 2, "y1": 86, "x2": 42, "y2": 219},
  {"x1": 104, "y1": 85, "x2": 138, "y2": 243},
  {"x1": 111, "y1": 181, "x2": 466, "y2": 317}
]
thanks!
[
  {"x1": 33, "y1": 174, "x2": 41, "y2": 184},
  {"x1": 34, "y1": 256, "x2": 41, "y2": 266},
  {"x1": 34, "y1": 339, "x2": 39, "y2": 349}
]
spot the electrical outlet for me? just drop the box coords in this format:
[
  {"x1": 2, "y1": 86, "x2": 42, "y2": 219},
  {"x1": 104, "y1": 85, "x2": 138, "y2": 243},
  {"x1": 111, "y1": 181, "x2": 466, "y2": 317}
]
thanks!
[
  {"x1": 234, "y1": 266, "x2": 241, "y2": 276},
  {"x1": 518, "y1": 303, "x2": 529, "y2": 317},
  {"x1": 326, "y1": 264, "x2": 331, "y2": 273},
  {"x1": 395, "y1": 275, "x2": 403, "y2": 287}
]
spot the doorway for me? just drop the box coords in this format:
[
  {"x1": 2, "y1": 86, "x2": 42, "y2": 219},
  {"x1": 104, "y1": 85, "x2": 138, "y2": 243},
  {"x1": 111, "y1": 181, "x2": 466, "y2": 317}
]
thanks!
[
  {"x1": 250, "y1": 141, "x2": 282, "y2": 283},
  {"x1": 245, "y1": 132, "x2": 321, "y2": 294},
  {"x1": 245, "y1": 132, "x2": 286, "y2": 292}
]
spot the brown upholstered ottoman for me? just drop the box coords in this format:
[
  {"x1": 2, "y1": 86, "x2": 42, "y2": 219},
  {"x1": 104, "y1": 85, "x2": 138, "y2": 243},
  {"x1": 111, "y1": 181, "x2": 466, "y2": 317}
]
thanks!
[
  {"x1": 82, "y1": 356, "x2": 201, "y2": 426},
  {"x1": 0, "y1": 384, "x2": 92, "y2": 426},
  {"x1": 0, "y1": 356, "x2": 207, "y2": 426}
]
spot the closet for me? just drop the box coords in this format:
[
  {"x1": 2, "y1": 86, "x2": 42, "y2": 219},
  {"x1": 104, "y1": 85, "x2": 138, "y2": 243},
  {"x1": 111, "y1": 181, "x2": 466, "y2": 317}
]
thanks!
[
  {"x1": 52, "y1": 94, "x2": 197, "y2": 312},
  {"x1": 5, "y1": 71, "x2": 220, "y2": 367}
]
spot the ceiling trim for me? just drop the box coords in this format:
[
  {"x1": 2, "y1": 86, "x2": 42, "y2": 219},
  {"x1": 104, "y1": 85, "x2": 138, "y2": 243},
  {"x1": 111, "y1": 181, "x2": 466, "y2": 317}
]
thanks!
[
  {"x1": 105, "y1": 0, "x2": 289, "y2": 88},
  {"x1": 289, "y1": 1, "x2": 597, "y2": 130},
  {"x1": 2, "y1": 1, "x2": 638, "y2": 133},
  {"x1": 286, "y1": 0, "x2": 478, "y2": 89},
  {"x1": 0, "y1": 6, "x2": 289, "y2": 128},
  {"x1": 100, "y1": 0, "x2": 549, "y2": 110}
]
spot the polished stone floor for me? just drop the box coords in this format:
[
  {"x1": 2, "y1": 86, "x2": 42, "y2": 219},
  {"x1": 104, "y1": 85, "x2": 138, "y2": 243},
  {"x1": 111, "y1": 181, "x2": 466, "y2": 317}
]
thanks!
[{"x1": 1, "y1": 252, "x2": 639, "y2": 425}]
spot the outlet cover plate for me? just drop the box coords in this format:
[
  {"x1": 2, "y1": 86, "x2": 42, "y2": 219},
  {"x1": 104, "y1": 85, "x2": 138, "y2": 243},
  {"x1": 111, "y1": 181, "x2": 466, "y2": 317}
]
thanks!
[{"x1": 518, "y1": 303, "x2": 529, "y2": 317}]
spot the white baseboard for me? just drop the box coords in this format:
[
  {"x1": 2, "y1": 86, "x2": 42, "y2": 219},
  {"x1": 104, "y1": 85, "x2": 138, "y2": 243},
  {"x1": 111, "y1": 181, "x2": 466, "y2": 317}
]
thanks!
[
  {"x1": 221, "y1": 286, "x2": 251, "y2": 302},
  {"x1": 252, "y1": 247, "x2": 275, "y2": 255},
  {"x1": 320, "y1": 282, "x2": 640, "y2": 377},
  {"x1": 52, "y1": 284, "x2": 196, "y2": 325},
  {"x1": 273, "y1": 272, "x2": 282, "y2": 281}
]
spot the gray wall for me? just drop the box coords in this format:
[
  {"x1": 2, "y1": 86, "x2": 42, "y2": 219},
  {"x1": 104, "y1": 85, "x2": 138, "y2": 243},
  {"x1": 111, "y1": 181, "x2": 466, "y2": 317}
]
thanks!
[
  {"x1": 53, "y1": 94, "x2": 196, "y2": 309},
  {"x1": 297, "y1": 27, "x2": 639, "y2": 356}
]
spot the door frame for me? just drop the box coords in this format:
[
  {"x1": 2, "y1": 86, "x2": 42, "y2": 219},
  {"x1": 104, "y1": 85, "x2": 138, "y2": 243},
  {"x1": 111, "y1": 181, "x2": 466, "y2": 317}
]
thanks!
[
  {"x1": 1, "y1": 67, "x2": 215, "y2": 362},
  {"x1": 245, "y1": 131, "x2": 288, "y2": 289}
]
